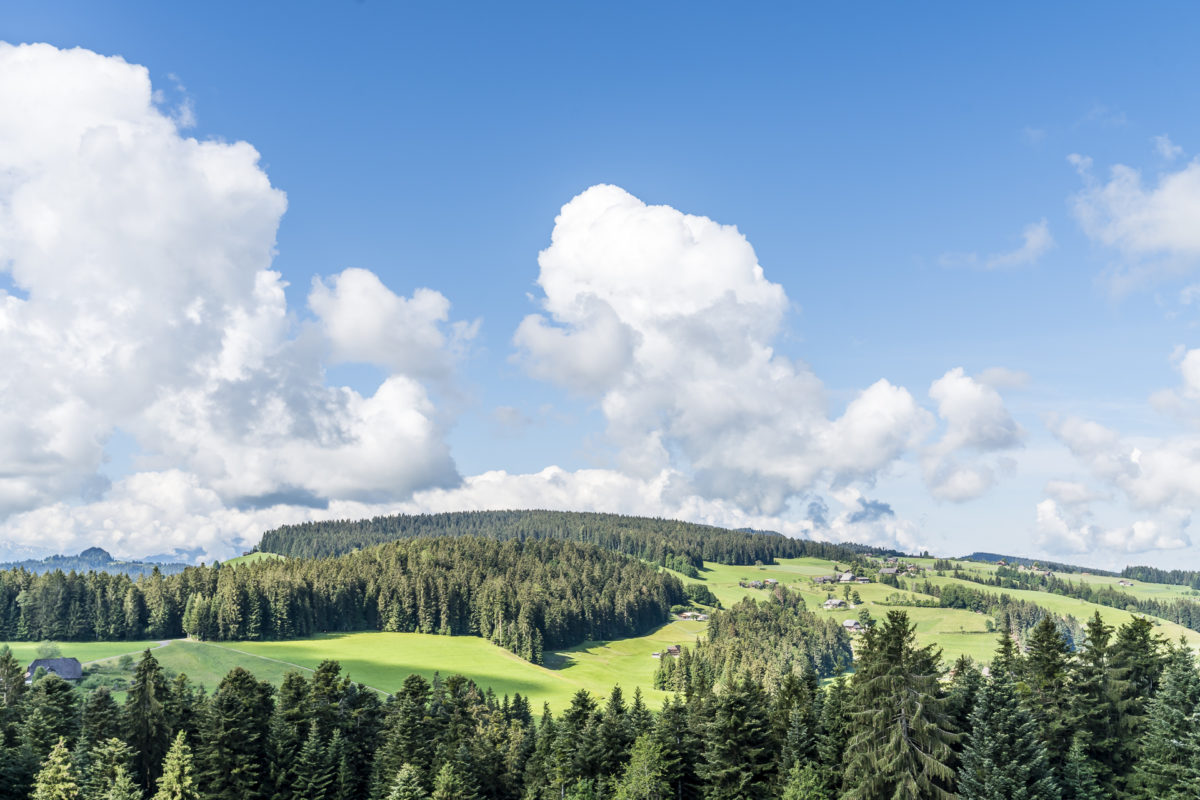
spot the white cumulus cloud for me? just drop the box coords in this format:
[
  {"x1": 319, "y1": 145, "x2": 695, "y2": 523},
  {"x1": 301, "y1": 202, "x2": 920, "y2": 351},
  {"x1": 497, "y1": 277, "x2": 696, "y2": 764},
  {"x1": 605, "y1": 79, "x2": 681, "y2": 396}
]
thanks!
[
  {"x1": 0, "y1": 43, "x2": 466, "y2": 557},
  {"x1": 513, "y1": 184, "x2": 933, "y2": 515}
]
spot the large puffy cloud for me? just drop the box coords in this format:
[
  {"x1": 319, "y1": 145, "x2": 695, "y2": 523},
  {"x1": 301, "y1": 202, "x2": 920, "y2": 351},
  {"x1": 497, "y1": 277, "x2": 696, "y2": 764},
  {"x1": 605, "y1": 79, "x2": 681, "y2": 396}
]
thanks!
[
  {"x1": 0, "y1": 43, "x2": 464, "y2": 555},
  {"x1": 514, "y1": 185, "x2": 934, "y2": 515},
  {"x1": 922, "y1": 368, "x2": 1024, "y2": 502}
]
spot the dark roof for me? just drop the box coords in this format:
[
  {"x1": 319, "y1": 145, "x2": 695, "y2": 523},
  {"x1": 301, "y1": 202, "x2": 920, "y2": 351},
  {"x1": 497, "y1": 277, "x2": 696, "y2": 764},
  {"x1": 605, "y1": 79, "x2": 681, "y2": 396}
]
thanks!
[{"x1": 25, "y1": 657, "x2": 83, "y2": 681}]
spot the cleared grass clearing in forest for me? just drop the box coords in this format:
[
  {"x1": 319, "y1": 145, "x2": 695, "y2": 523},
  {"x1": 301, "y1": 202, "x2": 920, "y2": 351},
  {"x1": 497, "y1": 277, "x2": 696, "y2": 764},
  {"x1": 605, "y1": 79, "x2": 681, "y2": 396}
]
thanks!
[
  {"x1": 222, "y1": 551, "x2": 284, "y2": 566},
  {"x1": 0, "y1": 639, "x2": 165, "y2": 665}
]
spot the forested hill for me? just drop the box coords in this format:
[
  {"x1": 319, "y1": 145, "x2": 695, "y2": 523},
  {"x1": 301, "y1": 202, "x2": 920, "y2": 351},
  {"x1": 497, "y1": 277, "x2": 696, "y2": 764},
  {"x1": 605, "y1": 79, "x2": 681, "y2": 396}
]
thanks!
[
  {"x1": 0, "y1": 547, "x2": 187, "y2": 577},
  {"x1": 0, "y1": 537, "x2": 683, "y2": 664},
  {"x1": 960, "y1": 552, "x2": 1116, "y2": 576},
  {"x1": 256, "y1": 509, "x2": 898, "y2": 567}
]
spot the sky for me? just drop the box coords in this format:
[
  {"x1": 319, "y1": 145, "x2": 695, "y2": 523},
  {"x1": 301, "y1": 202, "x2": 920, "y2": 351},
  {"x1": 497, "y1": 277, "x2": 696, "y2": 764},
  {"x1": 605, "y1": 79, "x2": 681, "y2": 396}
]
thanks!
[{"x1": 3, "y1": 2, "x2": 1200, "y2": 568}]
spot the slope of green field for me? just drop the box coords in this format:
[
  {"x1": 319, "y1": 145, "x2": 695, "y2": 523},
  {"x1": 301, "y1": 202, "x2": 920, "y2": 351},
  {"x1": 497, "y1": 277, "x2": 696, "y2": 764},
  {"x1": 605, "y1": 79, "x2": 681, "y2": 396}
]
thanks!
[
  {"x1": 0, "y1": 640, "x2": 166, "y2": 666},
  {"x1": 67, "y1": 619, "x2": 703, "y2": 710}
]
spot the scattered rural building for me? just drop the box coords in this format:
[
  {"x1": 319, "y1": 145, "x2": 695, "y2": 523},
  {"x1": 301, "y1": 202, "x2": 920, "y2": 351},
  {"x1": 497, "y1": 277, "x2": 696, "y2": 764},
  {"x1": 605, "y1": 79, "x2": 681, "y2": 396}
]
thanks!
[
  {"x1": 823, "y1": 598, "x2": 846, "y2": 610},
  {"x1": 842, "y1": 619, "x2": 863, "y2": 632},
  {"x1": 24, "y1": 657, "x2": 82, "y2": 684},
  {"x1": 764, "y1": 578, "x2": 778, "y2": 585},
  {"x1": 1118, "y1": 580, "x2": 1134, "y2": 587},
  {"x1": 879, "y1": 567, "x2": 899, "y2": 576},
  {"x1": 666, "y1": 645, "x2": 682, "y2": 657},
  {"x1": 814, "y1": 576, "x2": 834, "y2": 585},
  {"x1": 679, "y1": 611, "x2": 700, "y2": 620},
  {"x1": 651, "y1": 651, "x2": 661, "y2": 659},
  {"x1": 839, "y1": 571, "x2": 856, "y2": 583},
  {"x1": 856, "y1": 577, "x2": 870, "y2": 584}
]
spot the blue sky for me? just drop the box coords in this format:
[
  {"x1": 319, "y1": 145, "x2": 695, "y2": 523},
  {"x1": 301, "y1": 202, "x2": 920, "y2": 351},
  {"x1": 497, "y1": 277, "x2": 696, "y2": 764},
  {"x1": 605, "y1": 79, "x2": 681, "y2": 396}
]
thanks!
[{"x1": 3, "y1": 2, "x2": 1200, "y2": 567}]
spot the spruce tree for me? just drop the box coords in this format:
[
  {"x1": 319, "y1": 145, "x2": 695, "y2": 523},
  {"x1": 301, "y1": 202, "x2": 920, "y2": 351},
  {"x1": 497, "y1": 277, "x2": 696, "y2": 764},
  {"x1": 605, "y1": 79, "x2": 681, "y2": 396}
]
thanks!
[
  {"x1": 0, "y1": 644, "x2": 26, "y2": 710},
  {"x1": 613, "y1": 733, "x2": 670, "y2": 800},
  {"x1": 431, "y1": 761, "x2": 477, "y2": 800},
  {"x1": 1106, "y1": 616, "x2": 1166, "y2": 792},
  {"x1": 1020, "y1": 615, "x2": 1074, "y2": 782},
  {"x1": 1127, "y1": 641, "x2": 1200, "y2": 799},
  {"x1": 33, "y1": 738, "x2": 80, "y2": 800},
  {"x1": 152, "y1": 733, "x2": 198, "y2": 800},
  {"x1": 103, "y1": 767, "x2": 142, "y2": 800},
  {"x1": 125, "y1": 650, "x2": 170, "y2": 789},
  {"x1": 80, "y1": 738, "x2": 136, "y2": 800},
  {"x1": 293, "y1": 721, "x2": 333, "y2": 800},
  {"x1": 841, "y1": 610, "x2": 959, "y2": 800},
  {"x1": 781, "y1": 762, "x2": 831, "y2": 800},
  {"x1": 957, "y1": 637, "x2": 1056, "y2": 800},
  {"x1": 697, "y1": 676, "x2": 774, "y2": 800},
  {"x1": 385, "y1": 764, "x2": 429, "y2": 800},
  {"x1": 1068, "y1": 612, "x2": 1117, "y2": 796},
  {"x1": 1061, "y1": 733, "x2": 1102, "y2": 800},
  {"x1": 199, "y1": 667, "x2": 275, "y2": 800}
]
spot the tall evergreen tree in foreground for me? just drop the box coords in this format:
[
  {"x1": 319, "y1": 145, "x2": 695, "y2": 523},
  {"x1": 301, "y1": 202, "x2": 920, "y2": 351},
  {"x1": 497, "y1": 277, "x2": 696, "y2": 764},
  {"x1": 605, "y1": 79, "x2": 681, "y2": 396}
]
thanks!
[
  {"x1": 957, "y1": 635, "x2": 1056, "y2": 800},
  {"x1": 32, "y1": 738, "x2": 79, "y2": 800},
  {"x1": 151, "y1": 733, "x2": 198, "y2": 800},
  {"x1": 697, "y1": 676, "x2": 774, "y2": 800},
  {"x1": 125, "y1": 651, "x2": 170, "y2": 790},
  {"x1": 842, "y1": 610, "x2": 959, "y2": 800},
  {"x1": 1020, "y1": 615, "x2": 1073, "y2": 784},
  {"x1": 385, "y1": 765, "x2": 428, "y2": 800},
  {"x1": 1128, "y1": 640, "x2": 1200, "y2": 799}
]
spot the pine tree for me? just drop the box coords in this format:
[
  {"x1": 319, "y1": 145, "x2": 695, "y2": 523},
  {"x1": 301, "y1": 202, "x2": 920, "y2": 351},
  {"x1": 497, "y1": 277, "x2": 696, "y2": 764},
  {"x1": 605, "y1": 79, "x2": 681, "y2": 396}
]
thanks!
[
  {"x1": 199, "y1": 667, "x2": 275, "y2": 800},
  {"x1": 613, "y1": 734, "x2": 670, "y2": 800},
  {"x1": 32, "y1": 738, "x2": 80, "y2": 800},
  {"x1": 1020, "y1": 615, "x2": 1074, "y2": 782},
  {"x1": 80, "y1": 738, "x2": 136, "y2": 800},
  {"x1": 152, "y1": 733, "x2": 198, "y2": 800},
  {"x1": 957, "y1": 638, "x2": 1056, "y2": 800},
  {"x1": 293, "y1": 721, "x2": 333, "y2": 800},
  {"x1": 125, "y1": 650, "x2": 170, "y2": 789},
  {"x1": 1106, "y1": 616, "x2": 1167, "y2": 793},
  {"x1": 1127, "y1": 641, "x2": 1200, "y2": 799},
  {"x1": 385, "y1": 764, "x2": 429, "y2": 800},
  {"x1": 841, "y1": 610, "x2": 959, "y2": 800},
  {"x1": 1061, "y1": 733, "x2": 1102, "y2": 800},
  {"x1": 1068, "y1": 612, "x2": 1117, "y2": 796},
  {"x1": 431, "y1": 762, "x2": 477, "y2": 800},
  {"x1": 0, "y1": 644, "x2": 26, "y2": 710},
  {"x1": 697, "y1": 676, "x2": 774, "y2": 800},
  {"x1": 781, "y1": 762, "x2": 831, "y2": 800},
  {"x1": 103, "y1": 767, "x2": 142, "y2": 800}
]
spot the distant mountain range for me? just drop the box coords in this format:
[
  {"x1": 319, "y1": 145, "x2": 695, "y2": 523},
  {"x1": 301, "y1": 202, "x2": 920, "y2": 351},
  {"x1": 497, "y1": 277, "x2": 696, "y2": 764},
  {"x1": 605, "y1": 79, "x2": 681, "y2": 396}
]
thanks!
[{"x1": 0, "y1": 546, "x2": 188, "y2": 576}]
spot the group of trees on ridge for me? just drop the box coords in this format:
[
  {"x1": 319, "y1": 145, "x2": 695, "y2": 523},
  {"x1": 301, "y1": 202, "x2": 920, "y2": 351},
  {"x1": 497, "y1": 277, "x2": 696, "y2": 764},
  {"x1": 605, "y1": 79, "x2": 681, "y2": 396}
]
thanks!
[
  {"x1": 0, "y1": 538, "x2": 684, "y2": 664},
  {"x1": 254, "y1": 509, "x2": 897, "y2": 568},
  {"x1": 5, "y1": 608, "x2": 1198, "y2": 800},
  {"x1": 656, "y1": 586, "x2": 853, "y2": 693}
]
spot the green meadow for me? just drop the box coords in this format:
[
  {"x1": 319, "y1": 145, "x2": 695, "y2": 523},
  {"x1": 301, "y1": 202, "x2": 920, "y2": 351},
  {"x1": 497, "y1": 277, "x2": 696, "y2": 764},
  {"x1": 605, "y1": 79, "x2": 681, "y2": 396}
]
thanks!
[{"x1": 10, "y1": 554, "x2": 1200, "y2": 710}]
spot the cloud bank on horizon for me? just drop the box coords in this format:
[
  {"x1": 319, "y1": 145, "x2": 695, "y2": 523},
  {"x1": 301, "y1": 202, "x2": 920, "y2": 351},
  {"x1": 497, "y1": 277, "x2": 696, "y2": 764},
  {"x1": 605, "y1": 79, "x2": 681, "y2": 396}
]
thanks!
[{"x1": 1, "y1": 43, "x2": 1199, "y2": 565}]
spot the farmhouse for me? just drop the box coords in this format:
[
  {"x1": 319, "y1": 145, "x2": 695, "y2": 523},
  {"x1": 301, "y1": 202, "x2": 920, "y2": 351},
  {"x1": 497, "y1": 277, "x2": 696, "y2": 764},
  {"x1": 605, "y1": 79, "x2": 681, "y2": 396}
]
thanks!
[
  {"x1": 838, "y1": 572, "x2": 856, "y2": 583},
  {"x1": 879, "y1": 567, "x2": 899, "y2": 576},
  {"x1": 823, "y1": 598, "x2": 845, "y2": 610},
  {"x1": 842, "y1": 619, "x2": 863, "y2": 632},
  {"x1": 25, "y1": 657, "x2": 82, "y2": 684},
  {"x1": 666, "y1": 645, "x2": 682, "y2": 657},
  {"x1": 814, "y1": 576, "x2": 834, "y2": 585},
  {"x1": 1118, "y1": 580, "x2": 1134, "y2": 587}
]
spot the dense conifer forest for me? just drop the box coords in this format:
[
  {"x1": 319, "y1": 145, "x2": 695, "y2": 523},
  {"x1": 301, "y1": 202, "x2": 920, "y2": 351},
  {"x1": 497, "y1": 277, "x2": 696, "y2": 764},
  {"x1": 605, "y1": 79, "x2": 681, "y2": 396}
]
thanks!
[
  {"x1": 0, "y1": 538, "x2": 684, "y2": 663},
  {"x1": 255, "y1": 509, "x2": 896, "y2": 567},
  {"x1": 3, "y1": 608, "x2": 1195, "y2": 800}
]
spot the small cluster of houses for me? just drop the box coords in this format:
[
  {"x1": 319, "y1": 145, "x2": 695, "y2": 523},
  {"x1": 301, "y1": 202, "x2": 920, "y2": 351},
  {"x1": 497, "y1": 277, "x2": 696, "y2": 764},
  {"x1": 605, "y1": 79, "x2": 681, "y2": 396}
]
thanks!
[
  {"x1": 814, "y1": 571, "x2": 869, "y2": 586},
  {"x1": 678, "y1": 611, "x2": 710, "y2": 621},
  {"x1": 737, "y1": 578, "x2": 779, "y2": 590},
  {"x1": 651, "y1": 645, "x2": 683, "y2": 659}
]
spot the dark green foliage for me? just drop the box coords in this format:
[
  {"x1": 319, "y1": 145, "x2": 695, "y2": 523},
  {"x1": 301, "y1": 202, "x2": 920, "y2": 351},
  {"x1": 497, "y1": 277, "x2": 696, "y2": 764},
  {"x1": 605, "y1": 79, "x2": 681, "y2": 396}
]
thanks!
[
  {"x1": 697, "y1": 676, "x2": 775, "y2": 800},
  {"x1": 124, "y1": 652, "x2": 170, "y2": 789},
  {"x1": 198, "y1": 668, "x2": 274, "y2": 800},
  {"x1": 256, "y1": 509, "x2": 889, "y2": 566},
  {"x1": 1019, "y1": 615, "x2": 1074, "y2": 782},
  {"x1": 656, "y1": 588, "x2": 851, "y2": 693},
  {"x1": 957, "y1": 639, "x2": 1056, "y2": 800},
  {"x1": 841, "y1": 610, "x2": 959, "y2": 800},
  {"x1": 1127, "y1": 641, "x2": 1200, "y2": 799}
]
